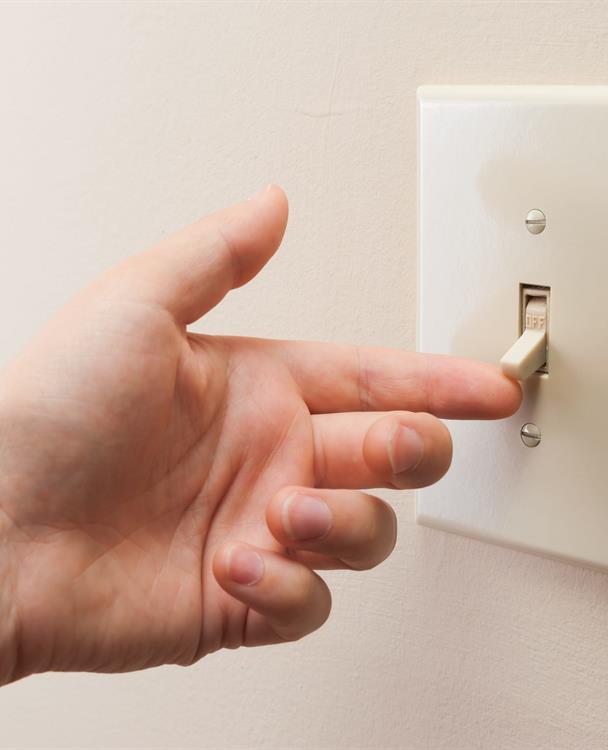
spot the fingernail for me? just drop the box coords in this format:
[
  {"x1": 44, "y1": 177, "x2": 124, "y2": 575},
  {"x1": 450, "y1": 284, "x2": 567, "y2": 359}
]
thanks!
[
  {"x1": 249, "y1": 184, "x2": 274, "y2": 201},
  {"x1": 227, "y1": 545, "x2": 264, "y2": 586},
  {"x1": 388, "y1": 424, "x2": 424, "y2": 474},
  {"x1": 283, "y1": 494, "x2": 333, "y2": 541}
]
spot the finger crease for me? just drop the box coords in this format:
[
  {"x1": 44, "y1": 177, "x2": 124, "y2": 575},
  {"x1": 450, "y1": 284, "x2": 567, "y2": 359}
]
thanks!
[
  {"x1": 216, "y1": 223, "x2": 242, "y2": 288},
  {"x1": 241, "y1": 604, "x2": 252, "y2": 647},
  {"x1": 422, "y1": 354, "x2": 433, "y2": 414},
  {"x1": 312, "y1": 419, "x2": 329, "y2": 488},
  {"x1": 356, "y1": 346, "x2": 372, "y2": 411}
]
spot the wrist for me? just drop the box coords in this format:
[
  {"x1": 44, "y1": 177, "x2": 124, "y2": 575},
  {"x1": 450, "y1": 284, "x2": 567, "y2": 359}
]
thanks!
[
  {"x1": 0, "y1": 403, "x2": 38, "y2": 684},
  {"x1": 0, "y1": 514, "x2": 20, "y2": 685}
]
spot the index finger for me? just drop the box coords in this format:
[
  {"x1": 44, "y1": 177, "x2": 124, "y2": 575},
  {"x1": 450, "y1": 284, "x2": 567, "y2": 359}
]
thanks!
[{"x1": 264, "y1": 340, "x2": 522, "y2": 419}]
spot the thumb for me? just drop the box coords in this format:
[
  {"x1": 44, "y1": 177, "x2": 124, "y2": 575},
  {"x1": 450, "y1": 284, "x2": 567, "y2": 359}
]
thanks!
[{"x1": 113, "y1": 185, "x2": 288, "y2": 324}]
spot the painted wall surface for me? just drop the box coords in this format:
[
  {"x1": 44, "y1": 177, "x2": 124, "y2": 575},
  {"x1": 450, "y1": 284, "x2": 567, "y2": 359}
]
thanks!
[{"x1": 1, "y1": 2, "x2": 608, "y2": 748}]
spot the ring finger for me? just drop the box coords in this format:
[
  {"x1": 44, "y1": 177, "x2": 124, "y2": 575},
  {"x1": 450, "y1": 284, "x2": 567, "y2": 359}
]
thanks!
[{"x1": 266, "y1": 486, "x2": 398, "y2": 571}]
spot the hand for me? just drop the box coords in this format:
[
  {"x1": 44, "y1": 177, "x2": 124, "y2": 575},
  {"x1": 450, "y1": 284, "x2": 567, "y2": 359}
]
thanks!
[{"x1": 0, "y1": 186, "x2": 521, "y2": 683}]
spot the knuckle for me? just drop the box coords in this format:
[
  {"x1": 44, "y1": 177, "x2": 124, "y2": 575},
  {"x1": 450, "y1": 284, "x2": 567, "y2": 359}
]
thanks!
[
  {"x1": 273, "y1": 575, "x2": 332, "y2": 642},
  {"x1": 346, "y1": 497, "x2": 397, "y2": 570},
  {"x1": 275, "y1": 569, "x2": 317, "y2": 627}
]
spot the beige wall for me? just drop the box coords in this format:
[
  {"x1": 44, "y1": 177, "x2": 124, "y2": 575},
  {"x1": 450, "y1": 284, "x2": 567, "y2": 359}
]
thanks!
[{"x1": 1, "y1": 1, "x2": 608, "y2": 748}]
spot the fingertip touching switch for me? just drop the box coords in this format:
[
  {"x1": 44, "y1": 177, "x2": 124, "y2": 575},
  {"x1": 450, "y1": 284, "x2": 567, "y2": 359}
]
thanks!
[{"x1": 500, "y1": 291, "x2": 549, "y2": 381}]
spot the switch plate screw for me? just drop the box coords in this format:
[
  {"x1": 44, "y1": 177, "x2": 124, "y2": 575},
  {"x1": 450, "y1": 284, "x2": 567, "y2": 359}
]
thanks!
[
  {"x1": 526, "y1": 209, "x2": 546, "y2": 234},
  {"x1": 520, "y1": 422, "x2": 541, "y2": 447}
]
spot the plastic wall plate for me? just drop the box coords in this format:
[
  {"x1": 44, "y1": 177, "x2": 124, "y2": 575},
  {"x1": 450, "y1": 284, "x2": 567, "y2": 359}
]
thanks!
[{"x1": 417, "y1": 86, "x2": 608, "y2": 570}]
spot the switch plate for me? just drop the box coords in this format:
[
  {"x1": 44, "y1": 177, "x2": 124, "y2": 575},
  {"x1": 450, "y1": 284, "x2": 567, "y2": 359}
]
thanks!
[{"x1": 417, "y1": 86, "x2": 608, "y2": 570}]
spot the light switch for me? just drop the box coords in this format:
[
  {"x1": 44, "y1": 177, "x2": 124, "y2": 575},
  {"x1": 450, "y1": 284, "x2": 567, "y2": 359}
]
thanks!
[
  {"x1": 417, "y1": 86, "x2": 608, "y2": 570},
  {"x1": 500, "y1": 293, "x2": 548, "y2": 380}
]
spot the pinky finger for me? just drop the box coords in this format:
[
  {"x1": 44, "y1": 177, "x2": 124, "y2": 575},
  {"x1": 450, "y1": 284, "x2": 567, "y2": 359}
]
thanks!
[{"x1": 212, "y1": 542, "x2": 332, "y2": 646}]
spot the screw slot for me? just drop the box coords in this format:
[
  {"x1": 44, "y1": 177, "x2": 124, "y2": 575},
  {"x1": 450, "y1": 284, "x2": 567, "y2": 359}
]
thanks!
[
  {"x1": 526, "y1": 209, "x2": 546, "y2": 234},
  {"x1": 520, "y1": 423, "x2": 541, "y2": 447}
]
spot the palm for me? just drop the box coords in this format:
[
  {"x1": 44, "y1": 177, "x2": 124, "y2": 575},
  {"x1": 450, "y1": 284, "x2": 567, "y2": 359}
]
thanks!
[
  {"x1": 5, "y1": 303, "x2": 315, "y2": 673},
  {"x1": 171, "y1": 330, "x2": 316, "y2": 658},
  {"x1": 191, "y1": 335, "x2": 316, "y2": 645},
  {"x1": 0, "y1": 187, "x2": 519, "y2": 682}
]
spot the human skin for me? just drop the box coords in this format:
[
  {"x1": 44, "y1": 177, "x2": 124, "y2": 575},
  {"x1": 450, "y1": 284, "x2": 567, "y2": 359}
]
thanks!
[{"x1": 0, "y1": 186, "x2": 521, "y2": 684}]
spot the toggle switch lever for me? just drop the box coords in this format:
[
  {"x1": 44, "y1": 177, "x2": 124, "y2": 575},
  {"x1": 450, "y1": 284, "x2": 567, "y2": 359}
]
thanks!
[{"x1": 500, "y1": 297, "x2": 547, "y2": 380}]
